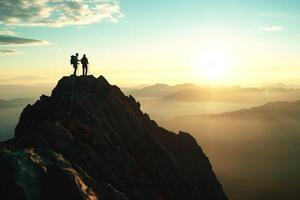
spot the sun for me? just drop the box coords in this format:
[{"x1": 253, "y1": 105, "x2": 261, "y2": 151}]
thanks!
[{"x1": 191, "y1": 46, "x2": 234, "y2": 82}]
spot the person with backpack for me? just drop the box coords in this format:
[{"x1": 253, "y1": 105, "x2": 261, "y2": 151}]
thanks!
[
  {"x1": 80, "y1": 54, "x2": 89, "y2": 76},
  {"x1": 70, "y1": 53, "x2": 79, "y2": 76}
]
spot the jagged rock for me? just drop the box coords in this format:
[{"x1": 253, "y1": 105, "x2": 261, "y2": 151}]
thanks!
[
  {"x1": 0, "y1": 148, "x2": 127, "y2": 200},
  {"x1": 0, "y1": 75, "x2": 228, "y2": 200}
]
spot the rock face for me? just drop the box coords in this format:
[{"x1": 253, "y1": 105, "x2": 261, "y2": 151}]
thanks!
[{"x1": 0, "y1": 75, "x2": 228, "y2": 200}]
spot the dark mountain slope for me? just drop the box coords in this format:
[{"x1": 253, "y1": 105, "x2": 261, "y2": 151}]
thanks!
[
  {"x1": 214, "y1": 100, "x2": 300, "y2": 119},
  {"x1": 0, "y1": 75, "x2": 227, "y2": 200}
]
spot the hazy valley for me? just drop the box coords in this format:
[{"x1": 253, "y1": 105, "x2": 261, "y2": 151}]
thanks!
[{"x1": 1, "y1": 83, "x2": 300, "y2": 200}]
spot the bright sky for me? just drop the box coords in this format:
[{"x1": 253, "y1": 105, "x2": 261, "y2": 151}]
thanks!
[{"x1": 0, "y1": 0, "x2": 300, "y2": 86}]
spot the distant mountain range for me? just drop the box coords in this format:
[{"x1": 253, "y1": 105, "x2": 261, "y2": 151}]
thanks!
[
  {"x1": 264, "y1": 83, "x2": 300, "y2": 89},
  {"x1": 169, "y1": 100, "x2": 300, "y2": 120},
  {"x1": 161, "y1": 100, "x2": 300, "y2": 200},
  {"x1": 0, "y1": 98, "x2": 33, "y2": 109},
  {"x1": 126, "y1": 83, "x2": 300, "y2": 104},
  {"x1": 126, "y1": 83, "x2": 197, "y2": 97},
  {"x1": 211, "y1": 100, "x2": 300, "y2": 119},
  {"x1": 0, "y1": 84, "x2": 52, "y2": 99}
]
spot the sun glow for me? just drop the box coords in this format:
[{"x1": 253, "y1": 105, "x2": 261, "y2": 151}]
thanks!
[{"x1": 191, "y1": 45, "x2": 234, "y2": 82}]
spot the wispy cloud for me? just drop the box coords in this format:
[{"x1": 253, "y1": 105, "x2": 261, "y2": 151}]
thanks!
[
  {"x1": 260, "y1": 26, "x2": 284, "y2": 32},
  {"x1": 0, "y1": 0, "x2": 122, "y2": 27},
  {"x1": 0, "y1": 35, "x2": 47, "y2": 46},
  {"x1": 0, "y1": 75, "x2": 44, "y2": 81},
  {"x1": 0, "y1": 30, "x2": 16, "y2": 36},
  {"x1": 0, "y1": 49, "x2": 17, "y2": 55},
  {"x1": 0, "y1": 30, "x2": 48, "y2": 55}
]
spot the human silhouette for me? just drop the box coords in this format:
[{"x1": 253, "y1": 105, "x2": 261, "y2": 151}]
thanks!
[
  {"x1": 80, "y1": 54, "x2": 89, "y2": 76},
  {"x1": 70, "y1": 53, "x2": 79, "y2": 76}
]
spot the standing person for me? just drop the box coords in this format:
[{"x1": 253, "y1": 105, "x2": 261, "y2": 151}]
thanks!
[
  {"x1": 70, "y1": 53, "x2": 80, "y2": 76},
  {"x1": 81, "y1": 54, "x2": 89, "y2": 76}
]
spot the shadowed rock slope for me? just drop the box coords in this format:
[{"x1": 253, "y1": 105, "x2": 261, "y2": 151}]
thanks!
[{"x1": 0, "y1": 75, "x2": 228, "y2": 200}]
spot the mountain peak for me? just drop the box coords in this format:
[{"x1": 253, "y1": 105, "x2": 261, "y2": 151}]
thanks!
[{"x1": 2, "y1": 75, "x2": 227, "y2": 200}]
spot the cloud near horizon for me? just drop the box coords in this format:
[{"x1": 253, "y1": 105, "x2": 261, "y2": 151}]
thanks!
[
  {"x1": 260, "y1": 26, "x2": 284, "y2": 31},
  {"x1": 0, "y1": 30, "x2": 16, "y2": 36},
  {"x1": 0, "y1": 49, "x2": 17, "y2": 55},
  {"x1": 0, "y1": 75, "x2": 44, "y2": 81},
  {"x1": 0, "y1": 35, "x2": 47, "y2": 46},
  {"x1": 0, "y1": 31, "x2": 47, "y2": 55},
  {"x1": 0, "y1": 0, "x2": 122, "y2": 27}
]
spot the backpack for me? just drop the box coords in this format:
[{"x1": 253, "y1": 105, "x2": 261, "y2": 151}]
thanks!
[{"x1": 70, "y1": 55, "x2": 76, "y2": 65}]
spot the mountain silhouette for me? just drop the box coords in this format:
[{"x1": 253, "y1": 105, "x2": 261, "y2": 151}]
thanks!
[{"x1": 0, "y1": 75, "x2": 227, "y2": 200}]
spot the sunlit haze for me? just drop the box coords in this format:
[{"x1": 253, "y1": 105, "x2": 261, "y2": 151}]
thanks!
[
  {"x1": 1, "y1": 1, "x2": 300, "y2": 200},
  {"x1": 1, "y1": 0, "x2": 300, "y2": 87}
]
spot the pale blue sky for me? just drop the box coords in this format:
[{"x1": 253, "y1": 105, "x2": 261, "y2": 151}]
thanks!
[{"x1": 0, "y1": 0, "x2": 300, "y2": 86}]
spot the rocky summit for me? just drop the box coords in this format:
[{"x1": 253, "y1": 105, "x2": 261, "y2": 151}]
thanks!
[{"x1": 0, "y1": 75, "x2": 228, "y2": 200}]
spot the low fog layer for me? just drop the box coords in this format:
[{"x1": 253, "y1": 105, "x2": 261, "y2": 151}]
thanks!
[
  {"x1": 126, "y1": 84, "x2": 300, "y2": 120},
  {"x1": 160, "y1": 101, "x2": 300, "y2": 200},
  {"x1": 127, "y1": 84, "x2": 300, "y2": 200},
  {"x1": 0, "y1": 84, "x2": 52, "y2": 99}
]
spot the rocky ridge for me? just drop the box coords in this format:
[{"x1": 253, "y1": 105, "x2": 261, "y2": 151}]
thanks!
[{"x1": 0, "y1": 75, "x2": 228, "y2": 200}]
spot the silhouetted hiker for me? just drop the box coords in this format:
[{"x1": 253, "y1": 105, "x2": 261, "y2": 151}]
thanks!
[
  {"x1": 81, "y1": 54, "x2": 89, "y2": 76},
  {"x1": 70, "y1": 53, "x2": 79, "y2": 76}
]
